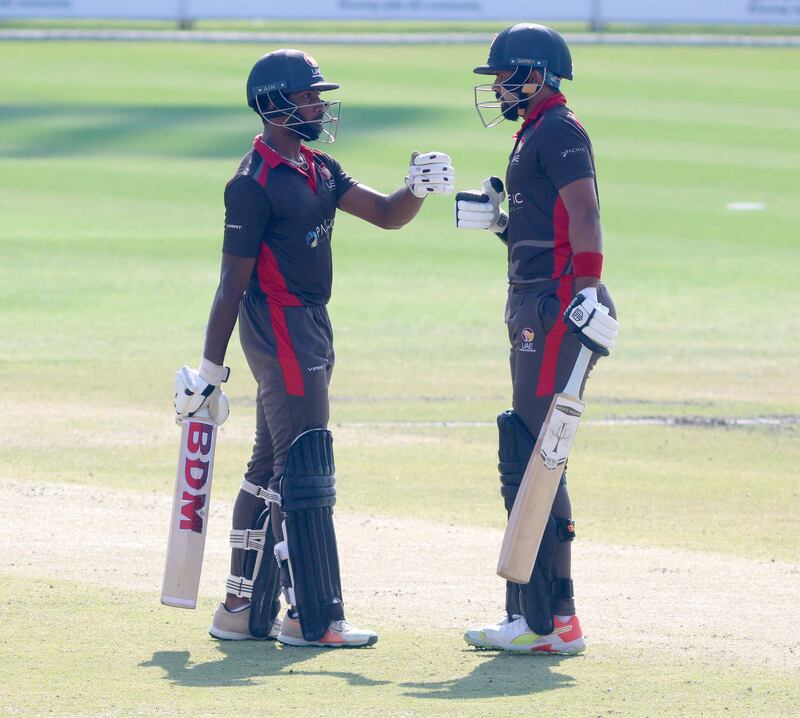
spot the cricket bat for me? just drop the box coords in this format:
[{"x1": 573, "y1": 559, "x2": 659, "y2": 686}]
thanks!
[
  {"x1": 161, "y1": 409, "x2": 219, "y2": 608},
  {"x1": 497, "y1": 344, "x2": 593, "y2": 583}
]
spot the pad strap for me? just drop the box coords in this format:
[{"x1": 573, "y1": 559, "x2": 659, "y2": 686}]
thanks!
[
  {"x1": 273, "y1": 539, "x2": 297, "y2": 607},
  {"x1": 226, "y1": 575, "x2": 254, "y2": 598},
  {"x1": 240, "y1": 478, "x2": 281, "y2": 506},
  {"x1": 229, "y1": 528, "x2": 267, "y2": 551},
  {"x1": 555, "y1": 518, "x2": 576, "y2": 542}
]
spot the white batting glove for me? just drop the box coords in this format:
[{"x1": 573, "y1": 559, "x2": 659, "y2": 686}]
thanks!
[
  {"x1": 174, "y1": 358, "x2": 230, "y2": 426},
  {"x1": 563, "y1": 287, "x2": 619, "y2": 356},
  {"x1": 404, "y1": 151, "x2": 455, "y2": 198},
  {"x1": 455, "y1": 176, "x2": 509, "y2": 234}
]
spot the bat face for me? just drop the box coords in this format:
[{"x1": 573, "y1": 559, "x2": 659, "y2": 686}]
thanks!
[
  {"x1": 497, "y1": 345, "x2": 595, "y2": 583},
  {"x1": 541, "y1": 403, "x2": 583, "y2": 470},
  {"x1": 162, "y1": 416, "x2": 218, "y2": 609},
  {"x1": 179, "y1": 421, "x2": 215, "y2": 533},
  {"x1": 497, "y1": 393, "x2": 585, "y2": 584}
]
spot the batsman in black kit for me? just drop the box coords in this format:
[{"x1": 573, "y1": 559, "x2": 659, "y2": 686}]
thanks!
[
  {"x1": 173, "y1": 49, "x2": 454, "y2": 647},
  {"x1": 456, "y1": 25, "x2": 620, "y2": 653}
]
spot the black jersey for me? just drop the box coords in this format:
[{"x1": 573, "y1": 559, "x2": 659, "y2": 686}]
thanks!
[
  {"x1": 505, "y1": 93, "x2": 596, "y2": 286},
  {"x1": 222, "y1": 136, "x2": 357, "y2": 306}
]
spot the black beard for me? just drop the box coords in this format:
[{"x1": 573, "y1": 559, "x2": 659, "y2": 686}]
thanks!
[
  {"x1": 290, "y1": 120, "x2": 323, "y2": 141},
  {"x1": 501, "y1": 102, "x2": 522, "y2": 121},
  {"x1": 496, "y1": 91, "x2": 524, "y2": 122}
]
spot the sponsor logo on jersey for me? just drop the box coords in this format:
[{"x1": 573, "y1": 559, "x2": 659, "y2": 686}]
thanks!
[
  {"x1": 305, "y1": 218, "x2": 335, "y2": 249},
  {"x1": 318, "y1": 164, "x2": 336, "y2": 189},
  {"x1": 511, "y1": 137, "x2": 525, "y2": 165},
  {"x1": 225, "y1": 223, "x2": 242, "y2": 230},
  {"x1": 561, "y1": 146, "x2": 587, "y2": 158},
  {"x1": 519, "y1": 327, "x2": 536, "y2": 352}
]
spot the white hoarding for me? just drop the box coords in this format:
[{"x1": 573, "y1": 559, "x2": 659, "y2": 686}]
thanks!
[
  {"x1": 0, "y1": 1, "x2": 177, "y2": 19},
  {"x1": 1, "y1": 0, "x2": 798, "y2": 23},
  {"x1": 602, "y1": 0, "x2": 800, "y2": 24},
  {"x1": 185, "y1": 0, "x2": 592, "y2": 21}
]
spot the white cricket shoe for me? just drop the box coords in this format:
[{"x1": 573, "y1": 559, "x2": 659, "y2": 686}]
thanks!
[
  {"x1": 464, "y1": 614, "x2": 586, "y2": 654},
  {"x1": 208, "y1": 602, "x2": 281, "y2": 640},
  {"x1": 277, "y1": 612, "x2": 378, "y2": 648}
]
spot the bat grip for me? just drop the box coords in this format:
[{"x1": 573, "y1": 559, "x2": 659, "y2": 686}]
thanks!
[{"x1": 563, "y1": 344, "x2": 593, "y2": 398}]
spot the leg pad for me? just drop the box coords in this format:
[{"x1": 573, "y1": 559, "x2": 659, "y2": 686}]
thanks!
[
  {"x1": 247, "y1": 507, "x2": 281, "y2": 639},
  {"x1": 498, "y1": 410, "x2": 576, "y2": 635},
  {"x1": 497, "y1": 410, "x2": 536, "y2": 513},
  {"x1": 280, "y1": 429, "x2": 345, "y2": 641}
]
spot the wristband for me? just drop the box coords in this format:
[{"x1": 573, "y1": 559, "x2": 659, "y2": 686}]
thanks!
[
  {"x1": 199, "y1": 357, "x2": 230, "y2": 385},
  {"x1": 573, "y1": 252, "x2": 603, "y2": 278}
]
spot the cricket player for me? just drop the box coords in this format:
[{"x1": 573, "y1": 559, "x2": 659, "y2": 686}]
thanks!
[
  {"x1": 455, "y1": 24, "x2": 619, "y2": 653},
  {"x1": 174, "y1": 49, "x2": 454, "y2": 647}
]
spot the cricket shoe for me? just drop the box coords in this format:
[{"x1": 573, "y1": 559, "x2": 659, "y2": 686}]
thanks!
[
  {"x1": 463, "y1": 614, "x2": 585, "y2": 654},
  {"x1": 277, "y1": 612, "x2": 378, "y2": 648},
  {"x1": 208, "y1": 602, "x2": 281, "y2": 640}
]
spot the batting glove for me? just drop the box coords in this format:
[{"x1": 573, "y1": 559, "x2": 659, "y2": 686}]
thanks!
[
  {"x1": 563, "y1": 287, "x2": 619, "y2": 356},
  {"x1": 174, "y1": 358, "x2": 230, "y2": 426},
  {"x1": 404, "y1": 151, "x2": 455, "y2": 198},
  {"x1": 455, "y1": 176, "x2": 509, "y2": 234}
]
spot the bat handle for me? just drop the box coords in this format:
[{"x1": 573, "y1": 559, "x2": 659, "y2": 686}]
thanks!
[
  {"x1": 193, "y1": 406, "x2": 212, "y2": 421},
  {"x1": 563, "y1": 344, "x2": 593, "y2": 398}
]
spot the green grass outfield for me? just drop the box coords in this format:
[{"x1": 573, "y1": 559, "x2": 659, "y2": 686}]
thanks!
[{"x1": 1, "y1": 40, "x2": 799, "y2": 716}]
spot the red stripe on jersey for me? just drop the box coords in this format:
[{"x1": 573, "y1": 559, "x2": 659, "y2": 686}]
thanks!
[
  {"x1": 552, "y1": 196, "x2": 573, "y2": 277},
  {"x1": 256, "y1": 156, "x2": 268, "y2": 187},
  {"x1": 256, "y1": 243, "x2": 304, "y2": 396},
  {"x1": 267, "y1": 302, "x2": 304, "y2": 396},
  {"x1": 253, "y1": 136, "x2": 317, "y2": 192},
  {"x1": 256, "y1": 242, "x2": 303, "y2": 307},
  {"x1": 536, "y1": 196, "x2": 574, "y2": 398}
]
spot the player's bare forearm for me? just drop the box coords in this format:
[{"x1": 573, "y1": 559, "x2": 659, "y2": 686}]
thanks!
[
  {"x1": 559, "y1": 177, "x2": 603, "y2": 292},
  {"x1": 202, "y1": 253, "x2": 257, "y2": 364},
  {"x1": 338, "y1": 183, "x2": 424, "y2": 230}
]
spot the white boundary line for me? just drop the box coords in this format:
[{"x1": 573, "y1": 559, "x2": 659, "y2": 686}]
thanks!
[
  {"x1": 334, "y1": 415, "x2": 800, "y2": 428},
  {"x1": 1, "y1": 29, "x2": 800, "y2": 46}
]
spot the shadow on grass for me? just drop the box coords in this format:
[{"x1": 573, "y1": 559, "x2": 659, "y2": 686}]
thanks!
[
  {"x1": 401, "y1": 649, "x2": 579, "y2": 699},
  {"x1": 0, "y1": 104, "x2": 451, "y2": 159},
  {"x1": 139, "y1": 641, "x2": 390, "y2": 689}
]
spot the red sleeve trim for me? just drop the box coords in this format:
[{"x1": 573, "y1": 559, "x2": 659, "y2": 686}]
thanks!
[{"x1": 572, "y1": 251, "x2": 603, "y2": 278}]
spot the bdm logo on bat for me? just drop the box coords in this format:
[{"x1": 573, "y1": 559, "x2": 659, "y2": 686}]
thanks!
[{"x1": 179, "y1": 422, "x2": 215, "y2": 533}]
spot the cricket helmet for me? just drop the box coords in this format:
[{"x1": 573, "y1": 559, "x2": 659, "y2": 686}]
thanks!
[
  {"x1": 473, "y1": 24, "x2": 573, "y2": 128},
  {"x1": 246, "y1": 49, "x2": 341, "y2": 143},
  {"x1": 474, "y1": 23, "x2": 573, "y2": 80}
]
